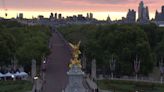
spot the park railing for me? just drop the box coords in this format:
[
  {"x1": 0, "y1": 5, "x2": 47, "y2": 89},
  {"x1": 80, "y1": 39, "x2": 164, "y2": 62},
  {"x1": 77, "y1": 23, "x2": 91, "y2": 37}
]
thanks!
[{"x1": 97, "y1": 76, "x2": 163, "y2": 84}]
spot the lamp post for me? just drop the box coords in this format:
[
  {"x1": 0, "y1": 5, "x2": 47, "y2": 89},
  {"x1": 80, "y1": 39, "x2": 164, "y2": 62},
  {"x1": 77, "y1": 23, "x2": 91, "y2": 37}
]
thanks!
[
  {"x1": 110, "y1": 55, "x2": 116, "y2": 79},
  {"x1": 11, "y1": 75, "x2": 15, "y2": 81},
  {"x1": 31, "y1": 59, "x2": 36, "y2": 82},
  {"x1": 134, "y1": 56, "x2": 140, "y2": 81},
  {"x1": 91, "y1": 59, "x2": 96, "y2": 80},
  {"x1": 159, "y1": 58, "x2": 164, "y2": 84},
  {"x1": 82, "y1": 52, "x2": 87, "y2": 71},
  {"x1": 42, "y1": 57, "x2": 46, "y2": 82},
  {"x1": 42, "y1": 58, "x2": 46, "y2": 72},
  {"x1": 34, "y1": 76, "x2": 38, "y2": 92}
]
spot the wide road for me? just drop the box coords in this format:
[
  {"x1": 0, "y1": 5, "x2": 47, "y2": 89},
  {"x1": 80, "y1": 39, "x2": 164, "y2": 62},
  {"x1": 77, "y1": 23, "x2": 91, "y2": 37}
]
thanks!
[{"x1": 44, "y1": 31, "x2": 71, "y2": 92}]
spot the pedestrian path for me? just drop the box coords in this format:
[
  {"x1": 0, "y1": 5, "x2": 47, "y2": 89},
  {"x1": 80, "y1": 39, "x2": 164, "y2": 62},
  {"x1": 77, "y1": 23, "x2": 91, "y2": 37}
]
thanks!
[{"x1": 43, "y1": 31, "x2": 71, "y2": 92}]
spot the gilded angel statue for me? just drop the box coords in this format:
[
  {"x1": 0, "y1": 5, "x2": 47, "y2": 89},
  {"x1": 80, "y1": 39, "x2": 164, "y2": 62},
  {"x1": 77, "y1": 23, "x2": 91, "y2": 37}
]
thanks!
[
  {"x1": 69, "y1": 41, "x2": 81, "y2": 58},
  {"x1": 69, "y1": 41, "x2": 82, "y2": 68}
]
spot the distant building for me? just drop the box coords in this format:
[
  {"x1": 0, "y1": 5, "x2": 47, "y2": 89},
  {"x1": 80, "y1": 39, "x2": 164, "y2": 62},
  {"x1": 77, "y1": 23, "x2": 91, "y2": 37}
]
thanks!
[
  {"x1": 38, "y1": 15, "x2": 44, "y2": 20},
  {"x1": 106, "y1": 15, "x2": 111, "y2": 22},
  {"x1": 58, "y1": 13, "x2": 62, "y2": 20},
  {"x1": 137, "y1": 1, "x2": 149, "y2": 24},
  {"x1": 155, "y1": 6, "x2": 164, "y2": 21},
  {"x1": 77, "y1": 14, "x2": 85, "y2": 21},
  {"x1": 117, "y1": 9, "x2": 136, "y2": 24},
  {"x1": 72, "y1": 15, "x2": 77, "y2": 21},
  {"x1": 49, "y1": 13, "x2": 54, "y2": 19},
  {"x1": 87, "y1": 13, "x2": 90, "y2": 19},
  {"x1": 17, "y1": 13, "x2": 23, "y2": 19},
  {"x1": 37, "y1": 15, "x2": 48, "y2": 25},
  {"x1": 86, "y1": 13, "x2": 93, "y2": 20},
  {"x1": 54, "y1": 13, "x2": 57, "y2": 19},
  {"x1": 126, "y1": 9, "x2": 136, "y2": 23},
  {"x1": 155, "y1": 5, "x2": 164, "y2": 27},
  {"x1": 90, "y1": 13, "x2": 93, "y2": 19}
]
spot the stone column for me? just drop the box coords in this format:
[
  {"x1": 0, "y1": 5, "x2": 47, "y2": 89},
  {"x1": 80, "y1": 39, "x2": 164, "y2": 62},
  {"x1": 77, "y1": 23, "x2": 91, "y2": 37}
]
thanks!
[
  {"x1": 31, "y1": 59, "x2": 36, "y2": 79},
  {"x1": 159, "y1": 58, "x2": 164, "y2": 84},
  {"x1": 91, "y1": 59, "x2": 96, "y2": 80}
]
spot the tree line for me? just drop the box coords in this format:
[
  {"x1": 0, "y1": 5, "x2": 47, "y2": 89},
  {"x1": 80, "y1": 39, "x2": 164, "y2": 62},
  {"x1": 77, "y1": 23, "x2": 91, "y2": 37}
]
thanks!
[
  {"x1": 0, "y1": 20, "x2": 51, "y2": 72},
  {"x1": 58, "y1": 23, "x2": 164, "y2": 76}
]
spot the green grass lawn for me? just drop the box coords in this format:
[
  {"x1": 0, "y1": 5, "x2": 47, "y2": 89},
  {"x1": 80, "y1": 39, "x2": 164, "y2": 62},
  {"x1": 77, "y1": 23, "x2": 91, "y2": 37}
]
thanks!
[
  {"x1": 97, "y1": 80, "x2": 164, "y2": 92},
  {"x1": 0, "y1": 80, "x2": 32, "y2": 92}
]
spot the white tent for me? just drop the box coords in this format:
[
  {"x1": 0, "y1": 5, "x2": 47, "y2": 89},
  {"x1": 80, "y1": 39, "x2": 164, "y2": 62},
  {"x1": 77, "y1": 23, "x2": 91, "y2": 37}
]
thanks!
[
  {"x1": 13, "y1": 72, "x2": 28, "y2": 77},
  {"x1": 19, "y1": 72, "x2": 28, "y2": 76},
  {"x1": 0, "y1": 72, "x2": 4, "y2": 77},
  {"x1": 14, "y1": 72, "x2": 21, "y2": 77},
  {"x1": 4, "y1": 72, "x2": 13, "y2": 77},
  {"x1": 0, "y1": 72, "x2": 28, "y2": 80}
]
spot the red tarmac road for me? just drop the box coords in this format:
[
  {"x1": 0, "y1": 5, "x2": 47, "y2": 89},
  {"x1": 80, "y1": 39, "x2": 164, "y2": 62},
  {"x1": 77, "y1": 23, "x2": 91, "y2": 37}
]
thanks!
[{"x1": 44, "y1": 31, "x2": 71, "y2": 92}]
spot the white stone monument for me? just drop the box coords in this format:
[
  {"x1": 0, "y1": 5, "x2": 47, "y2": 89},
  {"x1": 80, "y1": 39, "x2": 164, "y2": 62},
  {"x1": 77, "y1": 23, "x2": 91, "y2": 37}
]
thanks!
[
  {"x1": 65, "y1": 65, "x2": 86, "y2": 92},
  {"x1": 65, "y1": 42, "x2": 87, "y2": 92}
]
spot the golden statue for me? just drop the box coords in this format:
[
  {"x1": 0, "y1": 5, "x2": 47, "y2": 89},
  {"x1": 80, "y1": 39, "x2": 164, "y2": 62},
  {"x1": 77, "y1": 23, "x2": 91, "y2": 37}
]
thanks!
[{"x1": 69, "y1": 41, "x2": 82, "y2": 68}]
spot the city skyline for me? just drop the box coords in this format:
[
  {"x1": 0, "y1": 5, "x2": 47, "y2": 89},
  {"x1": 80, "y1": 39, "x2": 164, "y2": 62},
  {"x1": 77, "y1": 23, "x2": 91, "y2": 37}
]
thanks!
[{"x1": 0, "y1": 0, "x2": 164, "y2": 20}]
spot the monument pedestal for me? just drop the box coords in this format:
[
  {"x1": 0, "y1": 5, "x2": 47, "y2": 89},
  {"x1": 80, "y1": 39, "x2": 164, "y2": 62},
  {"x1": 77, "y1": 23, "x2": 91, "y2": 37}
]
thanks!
[{"x1": 65, "y1": 65, "x2": 86, "y2": 92}]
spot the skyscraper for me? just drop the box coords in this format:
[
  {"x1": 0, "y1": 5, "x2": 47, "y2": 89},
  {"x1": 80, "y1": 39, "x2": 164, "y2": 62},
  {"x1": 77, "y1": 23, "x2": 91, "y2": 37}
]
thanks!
[
  {"x1": 138, "y1": 1, "x2": 149, "y2": 23},
  {"x1": 138, "y1": 1, "x2": 144, "y2": 20},
  {"x1": 145, "y1": 6, "x2": 149, "y2": 20}
]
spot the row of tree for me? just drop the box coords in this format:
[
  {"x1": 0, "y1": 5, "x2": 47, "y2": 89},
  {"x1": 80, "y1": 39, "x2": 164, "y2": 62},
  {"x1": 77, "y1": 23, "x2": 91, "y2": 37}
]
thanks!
[
  {"x1": 58, "y1": 23, "x2": 164, "y2": 76},
  {"x1": 0, "y1": 20, "x2": 51, "y2": 72}
]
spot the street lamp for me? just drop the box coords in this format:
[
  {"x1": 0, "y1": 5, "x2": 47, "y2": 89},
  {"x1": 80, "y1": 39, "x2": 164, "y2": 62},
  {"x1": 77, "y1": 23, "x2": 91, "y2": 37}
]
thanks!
[
  {"x1": 43, "y1": 60, "x2": 46, "y2": 64},
  {"x1": 11, "y1": 75, "x2": 15, "y2": 80},
  {"x1": 159, "y1": 58, "x2": 164, "y2": 84},
  {"x1": 34, "y1": 76, "x2": 38, "y2": 92},
  {"x1": 134, "y1": 56, "x2": 140, "y2": 81},
  {"x1": 110, "y1": 56, "x2": 116, "y2": 79}
]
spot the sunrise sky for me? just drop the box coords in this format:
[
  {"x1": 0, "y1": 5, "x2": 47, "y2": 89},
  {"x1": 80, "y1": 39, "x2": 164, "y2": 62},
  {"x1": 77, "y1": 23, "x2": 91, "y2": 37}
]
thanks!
[{"x1": 0, "y1": 0, "x2": 164, "y2": 20}]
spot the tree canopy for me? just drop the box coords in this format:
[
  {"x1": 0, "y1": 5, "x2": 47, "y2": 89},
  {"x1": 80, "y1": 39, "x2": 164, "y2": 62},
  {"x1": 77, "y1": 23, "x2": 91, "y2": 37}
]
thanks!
[
  {"x1": 0, "y1": 20, "x2": 51, "y2": 71},
  {"x1": 58, "y1": 24, "x2": 164, "y2": 76}
]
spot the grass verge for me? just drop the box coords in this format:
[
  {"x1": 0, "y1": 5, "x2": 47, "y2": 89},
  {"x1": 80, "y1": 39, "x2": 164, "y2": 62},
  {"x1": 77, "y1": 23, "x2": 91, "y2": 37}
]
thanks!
[
  {"x1": 0, "y1": 80, "x2": 32, "y2": 92},
  {"x1": 97, "y1": 79, "x2": 164, "y2": 92}
]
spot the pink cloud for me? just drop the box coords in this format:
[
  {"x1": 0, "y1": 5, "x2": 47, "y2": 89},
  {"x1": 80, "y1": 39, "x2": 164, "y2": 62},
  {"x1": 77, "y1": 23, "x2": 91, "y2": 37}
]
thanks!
[{"x1": 1, "y1": 0, "x2": 164, "y2": 13}]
